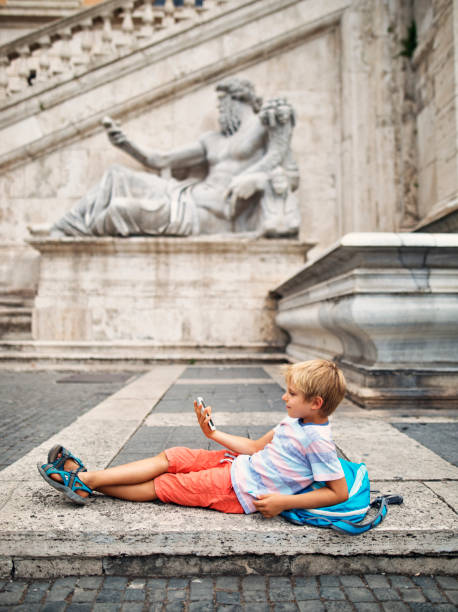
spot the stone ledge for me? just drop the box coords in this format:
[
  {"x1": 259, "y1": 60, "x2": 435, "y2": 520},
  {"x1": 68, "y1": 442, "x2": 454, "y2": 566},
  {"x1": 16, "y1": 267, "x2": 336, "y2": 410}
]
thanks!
[
  {"x1": 28, "y1": 235, "x2": 310, "y2": 256},
  {"x1": 1, "y1": 366, "x2": 456, "y2": 579},
  {"x1": 6, "y1": 553, "x2": 458, "y2": 579},
  {"x1": 272, "y1": 232, "x2": 458, "y2": 298}
]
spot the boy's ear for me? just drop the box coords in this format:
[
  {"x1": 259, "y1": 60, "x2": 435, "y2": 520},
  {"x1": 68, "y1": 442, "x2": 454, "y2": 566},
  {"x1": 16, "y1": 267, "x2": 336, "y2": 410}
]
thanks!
[{"x1": 311, "y1": 396, "x2": 324, "y2": 411}]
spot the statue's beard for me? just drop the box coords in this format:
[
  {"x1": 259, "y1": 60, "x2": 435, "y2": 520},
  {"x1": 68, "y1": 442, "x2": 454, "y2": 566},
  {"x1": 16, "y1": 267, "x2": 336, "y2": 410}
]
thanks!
[{"x1": 218, "y1": 100, "x2": 241, "y2": 136}]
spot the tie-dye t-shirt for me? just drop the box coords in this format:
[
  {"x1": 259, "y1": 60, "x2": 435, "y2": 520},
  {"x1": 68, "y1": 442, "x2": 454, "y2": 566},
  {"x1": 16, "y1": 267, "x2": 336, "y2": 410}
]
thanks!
[{"x1": 230, "y1": 416, "x2": 344, "y2": 514}]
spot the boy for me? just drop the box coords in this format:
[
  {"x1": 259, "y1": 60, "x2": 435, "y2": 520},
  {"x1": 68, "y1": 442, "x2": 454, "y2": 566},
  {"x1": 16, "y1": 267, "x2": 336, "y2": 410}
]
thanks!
[{"x1": 38, "y1": 359, "x2": 348, "y2": 517}]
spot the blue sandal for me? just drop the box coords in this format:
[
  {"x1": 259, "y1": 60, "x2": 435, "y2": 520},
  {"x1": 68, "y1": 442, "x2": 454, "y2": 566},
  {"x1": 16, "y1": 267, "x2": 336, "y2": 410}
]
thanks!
[
  {"x1": 37, "y1": 463, "x2": 92, "y2": 505},
  {"x1": 47, "y1": 445, "x2": 86, "y2": 472}
]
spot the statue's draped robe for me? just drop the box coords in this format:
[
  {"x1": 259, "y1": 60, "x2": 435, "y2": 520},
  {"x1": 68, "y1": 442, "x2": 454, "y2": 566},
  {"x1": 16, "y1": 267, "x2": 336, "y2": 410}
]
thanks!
[{"x1": 52, "y1": 165, "x2": 199, "y2": 237}]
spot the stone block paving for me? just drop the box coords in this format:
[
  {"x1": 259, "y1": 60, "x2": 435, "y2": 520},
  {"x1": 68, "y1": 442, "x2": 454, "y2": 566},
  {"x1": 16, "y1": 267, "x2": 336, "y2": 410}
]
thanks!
[
  {"x1": 111, "y1": 425, "x2": 272, "y2": 465},
  {"x1": 391, "y1": 423, "x2": 458, "y2": 467},
  {"x1": 157, "y1": 383, "x2": 285, "y2": 412},
  {"x1": 1, "y1": 574, "x2": 457, "y2": 611},
  {"x1": 0, "y1": 371, "x2": 138, "y2": 472},
  {"x1": 111, "y1": 366, "x2": 283, "y2": 466},
  {"x1": 179, "y1": 366, "x2": 271, "y2": 379},
  {"x1": 2, "y1": 364, "x2": 457, "y2": 609}
]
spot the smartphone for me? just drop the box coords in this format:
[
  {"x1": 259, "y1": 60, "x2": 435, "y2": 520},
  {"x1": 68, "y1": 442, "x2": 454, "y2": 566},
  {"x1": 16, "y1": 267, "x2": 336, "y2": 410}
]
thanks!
[{"x1": 197, "y1": 396, "x2": 216, "y2": 431}]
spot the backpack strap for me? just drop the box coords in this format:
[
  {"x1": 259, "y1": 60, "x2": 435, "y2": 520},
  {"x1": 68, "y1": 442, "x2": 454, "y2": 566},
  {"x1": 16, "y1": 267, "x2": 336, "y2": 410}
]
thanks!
[
  {"x1": 329, "y1": 497, "x2": 387, "y2": 535},
  {"x1": 327, "y1": 494, "x2": 404, "y2": 536}
]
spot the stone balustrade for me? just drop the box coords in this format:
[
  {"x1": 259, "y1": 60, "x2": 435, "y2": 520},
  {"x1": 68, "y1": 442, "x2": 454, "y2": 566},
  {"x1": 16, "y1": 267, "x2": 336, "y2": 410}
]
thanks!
[{"x1": 0, "y1": 0, "x2": 228, "y2": 102}]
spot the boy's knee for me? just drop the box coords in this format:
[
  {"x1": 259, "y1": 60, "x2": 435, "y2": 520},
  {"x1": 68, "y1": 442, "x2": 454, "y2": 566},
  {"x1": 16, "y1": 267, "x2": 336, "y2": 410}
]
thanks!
[{"x1": 156, "y1": 450, "x2": 169, "y2": 470}]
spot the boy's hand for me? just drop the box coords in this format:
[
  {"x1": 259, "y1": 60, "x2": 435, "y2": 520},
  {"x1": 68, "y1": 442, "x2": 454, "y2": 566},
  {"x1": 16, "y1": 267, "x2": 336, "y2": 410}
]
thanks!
[
  {"x1": 194, "y1": 400, "x2": 215, "y2": 438},
  {"x1": 253, "y1": 494, "x2": 287, "y2": 518}
]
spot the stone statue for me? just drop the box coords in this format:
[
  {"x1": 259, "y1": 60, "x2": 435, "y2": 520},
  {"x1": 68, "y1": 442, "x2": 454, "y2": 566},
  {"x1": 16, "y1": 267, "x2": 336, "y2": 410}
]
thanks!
[
  {"x1": 50, "y1": 78, "x2": 300, "y2": 238},
  {"x1": 258, "y1": 166, "x2": 300, "y2": 238}
]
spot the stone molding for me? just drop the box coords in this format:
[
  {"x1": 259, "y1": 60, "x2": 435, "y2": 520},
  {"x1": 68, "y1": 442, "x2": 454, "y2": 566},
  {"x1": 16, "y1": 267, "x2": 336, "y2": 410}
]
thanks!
[
  {"x1": 273, "y1": 232, "x2": 458, "y2": 407},
  {"x1": 0, "y1": 0, "x2": 81, "y2": 16},
  {"x1": 273, "y1": 232, "x2": 458, "y2": 297},
  {"x1": 28, "y1": 234, "x2": 310, "y2": 255}
]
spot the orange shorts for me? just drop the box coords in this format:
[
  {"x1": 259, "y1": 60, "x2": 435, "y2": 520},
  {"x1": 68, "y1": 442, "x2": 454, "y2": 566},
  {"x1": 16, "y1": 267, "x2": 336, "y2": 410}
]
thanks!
[{"x1": 154, "y1": 447, "x2": 244, "y2": 514}]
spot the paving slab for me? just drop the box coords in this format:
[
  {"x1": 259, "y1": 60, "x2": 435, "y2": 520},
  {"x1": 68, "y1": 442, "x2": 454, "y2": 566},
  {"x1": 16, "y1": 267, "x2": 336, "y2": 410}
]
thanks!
[
  {"x1": 0, "y1": 364, "x2": 457, "y2": 579},
  {"x1": 425, "y1": 481, "x2": 458, "y2": 513},
  {"x1": 332, "y1": 416, "x2": 458, "y2": 480},
  {"x1": 391, "y1": 422, "x2": 458, "y2": 466}
]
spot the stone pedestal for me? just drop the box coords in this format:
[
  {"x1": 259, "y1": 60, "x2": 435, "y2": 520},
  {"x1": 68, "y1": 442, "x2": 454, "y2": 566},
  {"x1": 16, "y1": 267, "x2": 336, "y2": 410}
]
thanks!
[
  {"x1": 273, "y1": 233, "x2": 458, "y2": 408},
  {"x1": 28, "y1": 236, "x2": 310, "y2": 359}
]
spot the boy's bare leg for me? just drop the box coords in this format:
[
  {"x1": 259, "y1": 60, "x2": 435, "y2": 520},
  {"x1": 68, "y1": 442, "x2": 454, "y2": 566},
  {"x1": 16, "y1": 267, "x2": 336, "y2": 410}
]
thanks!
[
  {"x1": 95, "y1": 481, "x2": 159, "y2": 502},
  {"x1": 49, "y1": 452, "x2": 169, "y2": 500}
]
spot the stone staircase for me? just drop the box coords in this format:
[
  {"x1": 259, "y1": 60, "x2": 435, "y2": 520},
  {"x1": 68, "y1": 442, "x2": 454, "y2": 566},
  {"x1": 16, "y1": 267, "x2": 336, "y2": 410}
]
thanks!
[
  {"x1": 0, "y1": 0, "x2": 231, "y2": 103},
  {"x1": 0, "y1": 295, "x2": 33, "y2": 340}
]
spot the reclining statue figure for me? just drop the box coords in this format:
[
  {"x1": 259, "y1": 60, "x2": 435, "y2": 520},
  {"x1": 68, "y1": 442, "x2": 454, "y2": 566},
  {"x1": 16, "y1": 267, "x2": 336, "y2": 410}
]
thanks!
[{"x1": 51, "y1": 78, "x2": 300, "y2": 238}]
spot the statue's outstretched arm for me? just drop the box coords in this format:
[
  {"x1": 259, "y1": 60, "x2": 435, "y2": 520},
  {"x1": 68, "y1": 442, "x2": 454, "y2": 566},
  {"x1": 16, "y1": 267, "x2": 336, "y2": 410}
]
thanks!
[
  {"x1": 102, "y1": 116, "x2": 206, "y2": 171},
  {"x1": 225, "y1": 100, "x2": 295, "y2": 207}
]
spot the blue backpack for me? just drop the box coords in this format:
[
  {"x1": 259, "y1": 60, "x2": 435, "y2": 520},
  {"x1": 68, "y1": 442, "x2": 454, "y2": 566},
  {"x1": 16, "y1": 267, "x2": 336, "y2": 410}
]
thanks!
[{"x1": 281, "y1": 459, "x2": 402, "y2": 535}]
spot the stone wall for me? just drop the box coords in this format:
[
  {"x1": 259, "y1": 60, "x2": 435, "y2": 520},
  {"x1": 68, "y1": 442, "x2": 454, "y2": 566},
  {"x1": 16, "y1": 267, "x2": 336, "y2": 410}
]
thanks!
[
  {"x1": 0, "y1": 0, "x2": 456, "y2": 293},
  {"x1": 0, "y1": 0, "x2": 89, "y2": 45},
  {"x1": 0, "y1": 0, "x2": 347, "y2": 299},
  {"x1": 413, "y1": 0, "x2": 458, "y2": 223}
]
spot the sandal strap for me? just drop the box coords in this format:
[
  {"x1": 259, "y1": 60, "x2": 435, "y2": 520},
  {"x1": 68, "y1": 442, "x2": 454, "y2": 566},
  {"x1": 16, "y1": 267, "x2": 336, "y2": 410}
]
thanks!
[
  {"x1": 49, "y1": 446, "x2": 86, "y2": 472},
  {"x1": 67, "y1": 469, "x2": 92, "y2": 496},
  {"x1": 40, "y1": 464, "x2": 92, "y2": 496}
]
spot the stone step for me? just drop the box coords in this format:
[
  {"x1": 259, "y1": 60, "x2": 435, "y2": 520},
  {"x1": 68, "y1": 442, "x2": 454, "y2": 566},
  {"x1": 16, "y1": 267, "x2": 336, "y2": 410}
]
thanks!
[
  {"x1": 0, "y1": 366, "x2": 457, "y2": 579},
  {"x1": 0, "y1": 297, "x2": 27, "y2": 307},
  {"x1": 0, "y1": 306, "x2": 32, "y2": 340},
  {"x1": 0, "y1": 340, "x2": 288, "y2": 369}
]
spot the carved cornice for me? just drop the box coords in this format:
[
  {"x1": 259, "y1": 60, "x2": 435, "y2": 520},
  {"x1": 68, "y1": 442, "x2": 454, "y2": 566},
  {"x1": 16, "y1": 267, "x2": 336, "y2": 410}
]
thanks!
[
  {"x1": 272, "y1": 232, "x2": 458, "y2": 299},
  {"x1": 28, "y1": 235, "x2": 312, "y2": 257}
]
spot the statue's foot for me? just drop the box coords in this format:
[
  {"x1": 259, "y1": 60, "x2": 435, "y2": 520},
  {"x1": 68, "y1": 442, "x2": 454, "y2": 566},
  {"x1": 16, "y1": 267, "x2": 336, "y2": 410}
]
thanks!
[{"x1": 49, "y1": 227, "x2": 67, "y2": 237}]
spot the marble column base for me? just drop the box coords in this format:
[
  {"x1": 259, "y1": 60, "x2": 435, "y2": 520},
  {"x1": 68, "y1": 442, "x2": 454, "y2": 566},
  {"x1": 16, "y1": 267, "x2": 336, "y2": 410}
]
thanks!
[{"x1": 273, "y1": 233, "x2": 458, "y2": 408}]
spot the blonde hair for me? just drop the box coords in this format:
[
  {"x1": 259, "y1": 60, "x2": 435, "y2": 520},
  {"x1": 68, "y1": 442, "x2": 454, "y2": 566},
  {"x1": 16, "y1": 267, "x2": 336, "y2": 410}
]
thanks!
[{"x1": 283, "y1": 359, "x2": 346, "y2": 417}]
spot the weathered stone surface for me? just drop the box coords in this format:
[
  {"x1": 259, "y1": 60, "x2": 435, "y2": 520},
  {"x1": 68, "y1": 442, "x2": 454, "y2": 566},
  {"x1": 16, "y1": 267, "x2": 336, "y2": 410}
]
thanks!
[
  {"x1": 0, "y1": 364, "x2": 457, "y2": 578},
  {"x1": 13, "y1": 558, "x2": 102, "y2": 580},
  {"x1": 332, "y1": 417, "x2": 458, "y2": 480},
  {"x1": 413, "y1": 0, "x2": 458, "y2": 220},
  {"x1": 28, "y1": 236, "x2": 310, "y2": 348},
  {"x1": 1, "y1": 478, "x2": 456, "y2": 559},
  {"x1": 144, "y1": 411, "x2": 285, "y2": 428},
  {"x1": 425, "y1": 481, "x2": 458, "y2": 514},
  {"x1": 0, "y1": 556, "x2": 13, "y2": 579},
  {"x1": 274, "y1": 232, "x2": 458, "y2": 407}
]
